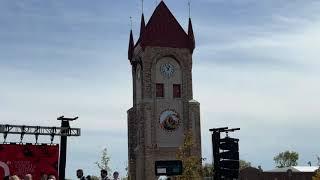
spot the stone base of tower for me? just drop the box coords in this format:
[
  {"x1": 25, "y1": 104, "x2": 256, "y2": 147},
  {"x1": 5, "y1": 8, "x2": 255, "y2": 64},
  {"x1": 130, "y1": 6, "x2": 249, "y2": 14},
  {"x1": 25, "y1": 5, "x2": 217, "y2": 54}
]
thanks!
[
  {"x1": 129, "y1": 147, "x2": 202, "y2": 180},
  {"x1": 130, "y1": 147, "x2": 186, "y2": 180}
]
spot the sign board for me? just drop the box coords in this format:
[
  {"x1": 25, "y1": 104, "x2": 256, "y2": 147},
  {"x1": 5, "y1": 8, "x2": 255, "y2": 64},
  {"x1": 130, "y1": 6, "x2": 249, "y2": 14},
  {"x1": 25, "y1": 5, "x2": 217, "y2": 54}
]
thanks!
[
  {"x1": 155, "y1": 160, "x2": 183, "y2": 176},
  {"x1": 0, "y1": 144, "x2": 59, "y2": 180}
]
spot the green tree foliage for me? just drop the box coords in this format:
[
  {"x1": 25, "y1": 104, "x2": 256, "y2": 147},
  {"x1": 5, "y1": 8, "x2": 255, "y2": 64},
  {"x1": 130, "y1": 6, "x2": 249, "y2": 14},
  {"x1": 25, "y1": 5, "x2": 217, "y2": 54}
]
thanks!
[
  {"x1": 201, "y1": 160, "x2": 251, "y2": 177},
  {"x1": 90, "y1": 176, "x2": 100, "y2": 180},
  {"x1": 202, "y1": 163, "x2": 214, "y2": 177},
  {"x1": 123, "y1": 163, "x2": 128, "y2": 180},
  {"x1": 313, "y1": 168, "x2": 320, "y2": 180},
  {"x1": 239, "y1": 160, "x2": 252, "y2": 170},
  {"x1": 176, "y1": 130, "x2": 202, "y2": 180},
  {"x1": 273, "y1": 150, "x2": 299, "y2": 168},
  {"x1": 95, "y1": 147, "x2": 112, "y2": 175}
]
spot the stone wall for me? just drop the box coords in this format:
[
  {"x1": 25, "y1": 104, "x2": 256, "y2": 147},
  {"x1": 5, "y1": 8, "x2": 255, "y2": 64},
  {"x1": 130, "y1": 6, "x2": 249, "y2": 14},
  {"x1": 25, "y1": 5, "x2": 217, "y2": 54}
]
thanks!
[{"x1": 128, "y1": 46, "x2": 202, "y2": 180}]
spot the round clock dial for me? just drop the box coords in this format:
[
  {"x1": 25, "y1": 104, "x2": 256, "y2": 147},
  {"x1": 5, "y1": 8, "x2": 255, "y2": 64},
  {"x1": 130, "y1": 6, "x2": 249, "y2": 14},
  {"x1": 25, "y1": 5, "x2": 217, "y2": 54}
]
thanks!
[
  {"x1": 159, "y1": 109, "x2": 181, "y2": 131},
  {"x1": 160, "y1": 63, "x2": 175, "y2": 78}
]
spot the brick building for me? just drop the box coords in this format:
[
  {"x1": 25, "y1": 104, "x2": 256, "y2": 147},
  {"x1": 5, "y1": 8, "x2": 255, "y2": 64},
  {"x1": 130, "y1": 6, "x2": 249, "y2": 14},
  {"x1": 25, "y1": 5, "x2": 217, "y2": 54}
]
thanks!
[{"x1": 239, "y1": 166, "x2": 319, "y2": 180}]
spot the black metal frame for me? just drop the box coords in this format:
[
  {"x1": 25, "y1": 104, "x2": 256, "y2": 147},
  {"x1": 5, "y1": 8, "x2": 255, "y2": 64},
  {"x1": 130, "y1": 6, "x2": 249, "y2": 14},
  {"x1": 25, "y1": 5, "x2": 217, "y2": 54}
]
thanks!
[
  {"x1": 209, "y1": 127, "x2": 240, "y2": 180},
  {"x1": 0, "y1": 124, "x2": 80, "y2": 136}
]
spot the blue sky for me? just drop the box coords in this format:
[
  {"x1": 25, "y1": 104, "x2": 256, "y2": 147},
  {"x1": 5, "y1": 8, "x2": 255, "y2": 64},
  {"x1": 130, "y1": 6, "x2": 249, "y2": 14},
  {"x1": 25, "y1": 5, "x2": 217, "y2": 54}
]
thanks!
[{"x1": 0, "y1": 0, "x2": 320, "y2": 179}]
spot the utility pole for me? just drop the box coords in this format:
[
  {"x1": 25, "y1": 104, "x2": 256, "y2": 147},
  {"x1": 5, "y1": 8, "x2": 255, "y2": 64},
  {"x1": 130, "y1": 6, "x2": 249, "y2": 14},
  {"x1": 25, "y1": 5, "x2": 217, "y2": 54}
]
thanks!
[{"x1": 57, "y1": 116, "x2": 78, "y2": 180}]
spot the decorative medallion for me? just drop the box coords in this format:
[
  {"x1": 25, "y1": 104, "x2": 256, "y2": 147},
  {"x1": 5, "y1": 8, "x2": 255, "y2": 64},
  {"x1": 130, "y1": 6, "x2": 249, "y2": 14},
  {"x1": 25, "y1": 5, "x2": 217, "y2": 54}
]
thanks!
[
  {"x1": 160, "y1": 63, "x2": 175, "y2": 78},
  {"x1": 159, "y1": 109, "x2": 181, "y2": 131}
]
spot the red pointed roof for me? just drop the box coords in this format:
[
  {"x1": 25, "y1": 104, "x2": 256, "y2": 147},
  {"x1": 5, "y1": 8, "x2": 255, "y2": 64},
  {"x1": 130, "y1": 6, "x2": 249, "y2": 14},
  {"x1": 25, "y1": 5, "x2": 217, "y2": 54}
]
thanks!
[
  {"x1": 128, "y1": 30, "x2": 134, "y2": 61},
  {"x1": 188, "y1": 18, "x2": 195, "y2": 53},
  {"x1": 136, "y1": 1, "x2": 192, "y2": 51},
  {"x1": 140, "y1": 13, "x2": 146, "y2": 37}
]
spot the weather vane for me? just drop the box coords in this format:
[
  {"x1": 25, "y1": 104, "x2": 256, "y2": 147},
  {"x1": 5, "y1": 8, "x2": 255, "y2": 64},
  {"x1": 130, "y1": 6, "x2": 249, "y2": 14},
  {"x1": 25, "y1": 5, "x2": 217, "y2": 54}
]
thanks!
[{"x1": 188, "y1": 0, "x2": 191, "y2": 18}]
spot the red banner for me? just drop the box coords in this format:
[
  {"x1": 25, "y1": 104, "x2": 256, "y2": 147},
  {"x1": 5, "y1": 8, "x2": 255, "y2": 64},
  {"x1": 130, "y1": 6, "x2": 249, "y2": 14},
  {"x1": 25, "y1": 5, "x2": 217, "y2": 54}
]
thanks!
[{"x1": 0, "y1": 144, "x2": 59, "y2": 180}]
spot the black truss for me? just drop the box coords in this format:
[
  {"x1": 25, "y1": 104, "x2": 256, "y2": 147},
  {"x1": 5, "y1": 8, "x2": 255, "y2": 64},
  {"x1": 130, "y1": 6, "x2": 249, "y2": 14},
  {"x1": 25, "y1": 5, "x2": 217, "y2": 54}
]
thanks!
[{"x1": 0, "y1": 124, "x2": 81, "y2": 137}]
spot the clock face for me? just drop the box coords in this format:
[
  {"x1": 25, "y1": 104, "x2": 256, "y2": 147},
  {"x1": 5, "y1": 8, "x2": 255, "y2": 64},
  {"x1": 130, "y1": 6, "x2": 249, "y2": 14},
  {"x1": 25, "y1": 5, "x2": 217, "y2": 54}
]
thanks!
[
  {"x1": 159, "y1": 109, "x2": 181, "y2": 131},
  {"x1": 160, "y1": 63, "x2": 175, "y2": 78}
]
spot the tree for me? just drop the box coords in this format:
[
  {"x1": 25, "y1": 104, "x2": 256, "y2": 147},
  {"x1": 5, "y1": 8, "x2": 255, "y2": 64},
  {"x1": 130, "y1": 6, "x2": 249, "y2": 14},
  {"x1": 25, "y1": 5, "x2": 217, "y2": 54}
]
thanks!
[
  {"x1": 90, "y1": 176, "x2": 99, "y2": 180},
  {"x1": 202, "y1": 163, "x2": 214, "y2": 177},
  {"x1": 313, "y1": 168, "x2": 320, "y2": 180},
  {"x1": 239, "y1": 160, "x2": 252, "y2": 170},
  {"x1": 95, "y1": 147, "x2": 112, "y2": 175},
  {"x1": 273, "y1": 150, "x2": 299, "y2": 168},
  {"x1": 176, "y1": 130, "x2": 202, "y2": 180},
  {"x1": 122, "y1": 163, "x2": 129, "y2": 180}
]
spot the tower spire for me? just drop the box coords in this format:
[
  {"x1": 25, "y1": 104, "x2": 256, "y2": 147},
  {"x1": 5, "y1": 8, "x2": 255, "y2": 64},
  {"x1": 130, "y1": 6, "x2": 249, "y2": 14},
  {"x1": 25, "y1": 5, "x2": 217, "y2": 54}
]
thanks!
[
  {"x1": 188, "y1": 17, "x2": 195, "y2": 53},
  {"x1": 187, "y1": 0, "x2": 195, "y2": 53},
  {"x1": 128, "y1": 17, "x2": 134, "y2": 61},
  {"x1": 140, "y1": 14, "x2": 146, "y2": 37},
  {"x1": 140, "y1": 0, "x2": 146, "y2": 37}
]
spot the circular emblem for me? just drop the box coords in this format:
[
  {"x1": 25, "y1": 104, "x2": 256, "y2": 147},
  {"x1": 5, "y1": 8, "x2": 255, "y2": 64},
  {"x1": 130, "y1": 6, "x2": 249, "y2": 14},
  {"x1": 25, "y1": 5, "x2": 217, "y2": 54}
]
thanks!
[{"x1": 159, "y1": 109, "x2": 181, "y2": 131}]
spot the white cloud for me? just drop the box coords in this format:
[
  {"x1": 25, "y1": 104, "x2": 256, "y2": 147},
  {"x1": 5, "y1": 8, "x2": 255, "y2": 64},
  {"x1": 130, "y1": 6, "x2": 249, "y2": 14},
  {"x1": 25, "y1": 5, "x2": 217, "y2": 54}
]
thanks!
[
  {"x1": 191, "y1": 3, "x2": 320, "y2": 167},
  {"x1": 193, "y1": 0, "x2": 320, "y2": 69}
]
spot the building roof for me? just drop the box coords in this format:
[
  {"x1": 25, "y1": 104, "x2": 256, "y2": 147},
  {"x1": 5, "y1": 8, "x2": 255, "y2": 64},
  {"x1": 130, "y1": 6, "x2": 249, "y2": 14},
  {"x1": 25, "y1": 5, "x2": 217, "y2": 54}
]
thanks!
[
  {"x1": 265, "y1": 166, "x2": 319, "y2": 173},
  {"x1": 293, "y1": 166, "x2": 319, "y2": 172},
  {"x1": 135, "y1": 1, "x2": 194, "y2": 52},
  {"x1": 189, "y1": 99, "x2": 199, "y2": 104}
]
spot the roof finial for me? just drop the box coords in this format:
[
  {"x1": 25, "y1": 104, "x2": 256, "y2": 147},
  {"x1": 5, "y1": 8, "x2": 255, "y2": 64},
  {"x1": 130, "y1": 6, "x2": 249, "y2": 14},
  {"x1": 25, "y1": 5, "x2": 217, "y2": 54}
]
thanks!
[
  {"x1": 142, "y1": 0, "x2": 144, "y2": 14},
  {"x1": 130, "y1": 16, "x2": 133, "y2": 29},
  {"x1": 188, "y1": 0, "x2": 191, "y2": 18}
]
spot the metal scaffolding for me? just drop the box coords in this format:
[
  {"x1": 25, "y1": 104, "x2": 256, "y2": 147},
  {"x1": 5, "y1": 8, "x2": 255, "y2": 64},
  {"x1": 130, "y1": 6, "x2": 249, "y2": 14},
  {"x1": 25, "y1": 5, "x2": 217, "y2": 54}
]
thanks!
[{"x1": 0, "y1": 124, "x2": 81, "y2": 136}]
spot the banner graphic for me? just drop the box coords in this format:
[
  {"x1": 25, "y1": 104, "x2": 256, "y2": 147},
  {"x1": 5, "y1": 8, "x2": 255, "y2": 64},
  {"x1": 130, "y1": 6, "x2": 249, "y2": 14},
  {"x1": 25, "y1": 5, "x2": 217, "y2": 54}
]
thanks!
[{"x1": 0, "y1": 144, "x2": 59, "y2": 180}]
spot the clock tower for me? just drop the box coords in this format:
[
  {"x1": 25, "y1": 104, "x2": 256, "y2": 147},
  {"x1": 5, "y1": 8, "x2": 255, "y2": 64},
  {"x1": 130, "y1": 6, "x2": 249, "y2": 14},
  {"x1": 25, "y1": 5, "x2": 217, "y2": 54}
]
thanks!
[{"x1": 127, "y1": 2, "x2": 201, "y2": 180}]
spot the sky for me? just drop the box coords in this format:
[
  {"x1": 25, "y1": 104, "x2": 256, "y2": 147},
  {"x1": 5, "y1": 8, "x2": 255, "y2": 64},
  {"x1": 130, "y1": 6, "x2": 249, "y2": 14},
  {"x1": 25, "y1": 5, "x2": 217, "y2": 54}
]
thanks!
[{"x1": 0, "y1": 0, "x2": 320, "y2": 179}]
